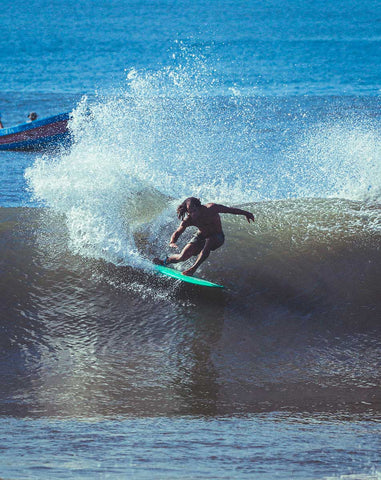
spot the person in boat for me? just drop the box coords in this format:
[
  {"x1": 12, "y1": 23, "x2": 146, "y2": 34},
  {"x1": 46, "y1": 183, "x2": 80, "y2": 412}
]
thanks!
[
  {"x1": 27, "y1": 112, "x2": 38, "y2": 122},
  {"x1": 0, "y1": 113, "x2": 4, "y2": 129},
  {"x1": 154, "y1": 197, "x2": 255, "y2": 276}
]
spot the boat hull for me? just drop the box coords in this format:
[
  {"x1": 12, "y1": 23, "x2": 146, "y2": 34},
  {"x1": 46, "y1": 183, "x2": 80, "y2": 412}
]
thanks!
[{"x1": 0, "y1": 113, "x2": 71, "y2": 151}]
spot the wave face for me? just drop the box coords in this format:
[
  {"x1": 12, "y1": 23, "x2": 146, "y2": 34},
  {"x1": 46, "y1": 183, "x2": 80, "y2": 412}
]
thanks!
[
  {"x1": 18, "y1": 61, "x2": 381, "y2": 417},
  {"x1": 0, "y1": 205, "x2": 380, "y2": 418},
  {"x1": 25, "y1": 61, "x2": 381, "y2": 268}
]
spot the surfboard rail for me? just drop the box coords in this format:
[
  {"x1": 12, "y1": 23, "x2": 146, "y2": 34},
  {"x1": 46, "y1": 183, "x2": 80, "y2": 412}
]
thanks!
[{"x1": 154, "y1": 264, "x2": 224, "y2": 288}]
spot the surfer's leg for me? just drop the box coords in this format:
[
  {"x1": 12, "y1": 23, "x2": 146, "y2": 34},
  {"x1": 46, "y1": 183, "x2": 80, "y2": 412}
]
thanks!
[
  {"x1": 182, "y1": 234, "x2": 224, "y2": 276},
  {"x1": 167, "y1": 242, "x2": 201, "y2": 264},
  {"x1": 183, "y1": 239, "x2": 214, "y2": 276},
  {"x1": 154, "y1": 242, "x2": 202, "y2": 266}
]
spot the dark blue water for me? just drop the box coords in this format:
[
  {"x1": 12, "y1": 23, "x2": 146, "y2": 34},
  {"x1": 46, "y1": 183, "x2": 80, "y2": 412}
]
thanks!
[
  {"x1": 1, "y1": 0, "x2": 381, "y2": 478},
  {"x1": 1, "y1": 0, "x2": 381, "y2": 96}
]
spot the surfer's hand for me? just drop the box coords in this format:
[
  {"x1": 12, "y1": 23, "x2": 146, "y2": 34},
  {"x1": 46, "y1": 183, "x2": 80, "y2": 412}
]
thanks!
[
  {"x1": 169, "y1": 242, "x2": 178, "y2": 249},
  {"x1": 246, "y1": 212, "x2": 254, "y2": 223}
]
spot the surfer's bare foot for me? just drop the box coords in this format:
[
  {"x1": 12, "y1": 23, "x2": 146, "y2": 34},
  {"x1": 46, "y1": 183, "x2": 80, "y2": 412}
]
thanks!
[
  {"x1": 153, "y1": 257, "x2": 165, "y2": 266},
  {"x1": 182, "y1": 267, "x2": 196, "y2": 276}
]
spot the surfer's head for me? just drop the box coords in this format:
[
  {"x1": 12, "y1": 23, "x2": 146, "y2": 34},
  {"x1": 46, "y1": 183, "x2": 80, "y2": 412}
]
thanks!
[{"x1": 177, "y1": 197, "x2": 201, "y2": 220}]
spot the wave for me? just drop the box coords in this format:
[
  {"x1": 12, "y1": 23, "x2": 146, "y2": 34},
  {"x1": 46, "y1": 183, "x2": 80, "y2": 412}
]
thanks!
[
  {"x1": 1, "y1": 204, "x2": 380, "y2": 417},
  {"x1": 24, "y1": 59, "x2": 381, "y2": 269},
  {"x1": 2, "y1": 200, "x2": 380, "y2": 305}
]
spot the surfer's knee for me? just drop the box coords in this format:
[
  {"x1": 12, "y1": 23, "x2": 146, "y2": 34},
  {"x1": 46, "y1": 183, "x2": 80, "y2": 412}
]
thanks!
[{"x1": 178, "y1": 244, "x2": 198, "y2": 261}]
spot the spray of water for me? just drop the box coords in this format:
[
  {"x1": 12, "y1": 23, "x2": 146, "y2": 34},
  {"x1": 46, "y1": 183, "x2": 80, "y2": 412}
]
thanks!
[
  {"x1": 25, "y1": 52, "x2": 381, "y2": 267},
  {"x1": 25, "y1": 56, "x2": 260, "y2": 267},
  {"x1": 285, "y1": 121, "x2": 381, "y2": 202}
]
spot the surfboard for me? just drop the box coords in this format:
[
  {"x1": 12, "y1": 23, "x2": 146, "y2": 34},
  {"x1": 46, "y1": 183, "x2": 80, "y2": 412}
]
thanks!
[{"x1": 154, "y1": 264, "x2": 224, "y2": 288}]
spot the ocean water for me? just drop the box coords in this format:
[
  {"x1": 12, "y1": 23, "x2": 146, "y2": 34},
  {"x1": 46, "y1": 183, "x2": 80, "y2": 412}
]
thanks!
[{"x1": 1, "y1": 0, "x2": 381, "y2": 478}]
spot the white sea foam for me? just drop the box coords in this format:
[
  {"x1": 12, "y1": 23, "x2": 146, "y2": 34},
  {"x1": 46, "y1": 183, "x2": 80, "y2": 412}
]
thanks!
[
  {"x1": 25, "y1": 61, "x2": 262, "y2": 266},
  {"x1": 25, "y1": 59, "x2": 381, "y2": 267},
  {"x1": 288, "y1": 122, "x2": 381, "y2": 203}
]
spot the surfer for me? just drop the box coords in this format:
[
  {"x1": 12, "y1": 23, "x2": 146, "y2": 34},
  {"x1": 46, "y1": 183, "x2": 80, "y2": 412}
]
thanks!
[{"x1": 154, "y1": 197, "x2": 254, "y2": 276}]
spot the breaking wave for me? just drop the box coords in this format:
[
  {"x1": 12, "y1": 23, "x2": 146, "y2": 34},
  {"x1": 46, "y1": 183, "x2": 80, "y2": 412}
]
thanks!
[{"x1": 25, "y1": 56, "x2": 381, "y2": 267}]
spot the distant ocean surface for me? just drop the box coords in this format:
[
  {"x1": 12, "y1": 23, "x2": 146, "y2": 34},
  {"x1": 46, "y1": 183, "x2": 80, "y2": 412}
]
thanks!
[{"x1": 1, "y1": 0, "x2": 381, "y2": 479}]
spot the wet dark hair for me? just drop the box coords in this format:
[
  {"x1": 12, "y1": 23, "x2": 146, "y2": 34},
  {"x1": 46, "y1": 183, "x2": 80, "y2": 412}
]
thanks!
[{"x1": 177, "y1": 197, "x2": 201, "y2": 220}]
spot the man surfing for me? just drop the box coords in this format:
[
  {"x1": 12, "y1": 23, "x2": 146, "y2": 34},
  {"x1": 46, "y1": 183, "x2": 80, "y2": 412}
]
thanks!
[{"x1": 153, "y1": 197, "x2": 255, "y2": 276}]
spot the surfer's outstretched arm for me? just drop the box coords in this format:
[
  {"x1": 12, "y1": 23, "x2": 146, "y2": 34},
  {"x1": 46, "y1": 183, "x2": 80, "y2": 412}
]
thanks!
[{"x1": 212, "y1": 204, "x2": 254, "y2": 223}]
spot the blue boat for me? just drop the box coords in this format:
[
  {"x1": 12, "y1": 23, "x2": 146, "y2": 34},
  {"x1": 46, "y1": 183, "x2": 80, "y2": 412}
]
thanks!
[{"x1": 0, "y1": 112, "x2": 71, "y2": 151}]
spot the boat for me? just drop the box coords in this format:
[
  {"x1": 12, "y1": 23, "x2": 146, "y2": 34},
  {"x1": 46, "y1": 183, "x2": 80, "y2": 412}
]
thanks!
[{"x1": 0, "y1": 112, "x2": 71, "y2": 151}]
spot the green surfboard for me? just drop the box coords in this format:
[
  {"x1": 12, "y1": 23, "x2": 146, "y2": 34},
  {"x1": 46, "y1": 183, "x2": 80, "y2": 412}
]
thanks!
[{"x1": 154, "y1": 264, "x2": 224, "y2": 288}]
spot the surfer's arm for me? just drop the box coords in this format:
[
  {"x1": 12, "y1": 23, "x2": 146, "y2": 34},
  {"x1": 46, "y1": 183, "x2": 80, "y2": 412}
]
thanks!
[
  {"x1": 169, "y1": 221, "x2": 187, "y2": 248},
  {"x1": 212, "y1": 204, "x2": 255, "y2": 223}
]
